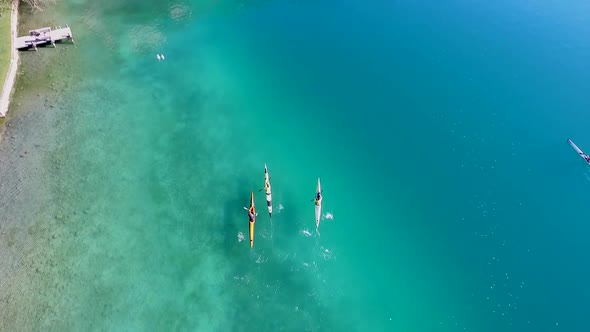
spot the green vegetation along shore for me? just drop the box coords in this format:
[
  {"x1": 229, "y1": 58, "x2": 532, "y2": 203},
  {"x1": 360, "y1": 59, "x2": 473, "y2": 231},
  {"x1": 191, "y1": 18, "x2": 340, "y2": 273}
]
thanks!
[
  {"x1": 0, "y1": 1, "x2": 10, "y2": 131},
  {"x1": 0, "y1": 2, "x2": 11, "y2": 85}
]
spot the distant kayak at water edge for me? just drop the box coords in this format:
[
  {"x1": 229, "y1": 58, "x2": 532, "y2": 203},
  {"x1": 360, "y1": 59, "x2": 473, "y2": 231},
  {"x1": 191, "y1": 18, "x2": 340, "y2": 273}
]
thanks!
[{"x1": 567, "y1": 139, "x2": 590, "y2": 164}]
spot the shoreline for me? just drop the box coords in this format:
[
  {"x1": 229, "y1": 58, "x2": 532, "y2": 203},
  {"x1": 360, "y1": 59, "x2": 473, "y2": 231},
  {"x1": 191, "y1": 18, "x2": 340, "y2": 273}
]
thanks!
[{"x1": 0, "y1": 0, "x2": 18, "y2": 119}]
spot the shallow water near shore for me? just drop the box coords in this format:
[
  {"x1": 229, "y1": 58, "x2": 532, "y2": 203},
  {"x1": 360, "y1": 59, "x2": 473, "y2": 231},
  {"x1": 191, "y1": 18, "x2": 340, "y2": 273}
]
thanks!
[{"x1": 1, "y1": 0, "x2": 590, "y2": 330}]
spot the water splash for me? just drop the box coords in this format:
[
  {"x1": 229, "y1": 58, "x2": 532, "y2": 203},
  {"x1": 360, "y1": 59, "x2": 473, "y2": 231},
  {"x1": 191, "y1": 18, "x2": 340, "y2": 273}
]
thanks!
[
  {"x1": 323, "y1": 212, "x2": 334, "y2": 220},
  {"x1": 302, "y1": 261, "x2": 319, "y2": 272},
  {"x1": 256, "y1": 255, "x2": 268, "y2": 264},
  {"x1": 319, "y1": 246, "x2": 335, "y2": 261},
  {"x1": 301, "y1": 229, "x2": 313, "y2": 237},
  {"x1": 237, "y1": 232, "x2": 244, "y2": 242},
  {"x1": 233, "y1": 275, "x2": 250, "y2": 285}
]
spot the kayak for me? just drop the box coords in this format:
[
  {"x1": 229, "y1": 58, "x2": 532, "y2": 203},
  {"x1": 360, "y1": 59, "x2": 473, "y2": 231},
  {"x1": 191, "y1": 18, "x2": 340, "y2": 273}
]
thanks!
[
  {"x1": 568, "y1": 139, "x2": 590, "y2": 164},
  {"x1": 248, "y1": 191, "x2": 256, "y2": 248},
  {"x1": 264, "y1": 164, "x2": 273, "y2": 218},
  {"x1": 314, "y1": 178, "x2": 322, "y2": 229}
]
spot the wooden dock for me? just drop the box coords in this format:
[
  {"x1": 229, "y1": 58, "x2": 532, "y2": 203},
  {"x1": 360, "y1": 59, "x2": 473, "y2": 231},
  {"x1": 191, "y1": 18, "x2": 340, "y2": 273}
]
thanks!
[{"x1": 15, "y1": 25, "x2": 74, "y2": 51}]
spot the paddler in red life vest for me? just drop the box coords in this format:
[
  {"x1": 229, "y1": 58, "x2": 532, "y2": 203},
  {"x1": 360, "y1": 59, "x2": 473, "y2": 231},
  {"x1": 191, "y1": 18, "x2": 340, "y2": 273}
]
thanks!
[{"x1": 243, "y1": 207, "x2": 257, "y2": 221}]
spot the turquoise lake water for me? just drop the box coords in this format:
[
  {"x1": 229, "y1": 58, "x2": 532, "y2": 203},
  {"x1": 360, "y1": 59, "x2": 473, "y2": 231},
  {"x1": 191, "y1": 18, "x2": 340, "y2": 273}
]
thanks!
[{"x1": 0, "y1": 0, "x2": 589, "y2": 330}]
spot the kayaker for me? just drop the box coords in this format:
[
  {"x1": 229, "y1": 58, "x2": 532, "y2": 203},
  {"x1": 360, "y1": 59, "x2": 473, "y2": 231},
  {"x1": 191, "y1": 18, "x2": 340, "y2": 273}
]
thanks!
[
  {"x1": 315, "y1": 192, "x2": 322, "y2": 202},
  {"x1": 244, "y1": 207, "x2": 256, "y2": 221}
]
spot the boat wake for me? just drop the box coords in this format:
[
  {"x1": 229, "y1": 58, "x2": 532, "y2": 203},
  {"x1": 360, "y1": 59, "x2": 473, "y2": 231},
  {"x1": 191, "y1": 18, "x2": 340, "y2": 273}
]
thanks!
[{"x1": 260, "y1": 227, "x2": 274, "y2": 240}]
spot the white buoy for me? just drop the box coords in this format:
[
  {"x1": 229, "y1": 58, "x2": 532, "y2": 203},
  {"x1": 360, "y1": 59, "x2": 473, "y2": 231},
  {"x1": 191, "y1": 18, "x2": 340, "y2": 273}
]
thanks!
[
  {"x1": 156, "y1": 54, "x2": 161, "y2": 61},
  {"x1": 160, "y1": 54, "x2": 165, "y2": 60}
]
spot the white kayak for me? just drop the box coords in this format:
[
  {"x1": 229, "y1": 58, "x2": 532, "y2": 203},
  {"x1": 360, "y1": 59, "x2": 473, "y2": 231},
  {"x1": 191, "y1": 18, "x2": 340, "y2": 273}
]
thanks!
[
  {"x1": 314, "y1": 178, "x2": 322, "y2": 229},
  {"x1": 568, "y1": 139, "x2": 590, "y2": 164},
  {"x1": 264, "y1": 164, "x2": 272, "y2": 217}
]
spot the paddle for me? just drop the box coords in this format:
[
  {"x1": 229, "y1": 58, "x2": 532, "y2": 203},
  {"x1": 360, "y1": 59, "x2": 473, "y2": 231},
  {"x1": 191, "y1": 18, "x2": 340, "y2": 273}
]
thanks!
[{"x1": 259, "y1": 178, "x2": 272, "y2": 192}]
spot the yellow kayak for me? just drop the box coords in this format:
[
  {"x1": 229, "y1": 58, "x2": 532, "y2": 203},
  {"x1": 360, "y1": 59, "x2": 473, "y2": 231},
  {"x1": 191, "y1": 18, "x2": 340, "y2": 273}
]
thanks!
[{"x1": 248, "y1": 191, "x2": 256, "y2": 248}]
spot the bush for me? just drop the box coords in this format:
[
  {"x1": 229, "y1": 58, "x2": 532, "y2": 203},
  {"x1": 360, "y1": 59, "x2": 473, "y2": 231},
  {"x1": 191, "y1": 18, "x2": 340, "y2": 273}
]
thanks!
[{"x1": 21, "y1": 0, "x2": 58, "y2": 13}]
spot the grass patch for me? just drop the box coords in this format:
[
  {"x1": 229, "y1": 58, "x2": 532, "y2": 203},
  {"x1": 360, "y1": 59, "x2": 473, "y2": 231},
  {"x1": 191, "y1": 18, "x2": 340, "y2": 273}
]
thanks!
[
  {"x1": 0, "y1": 116, "x2": 5, "y2": 143},
  {"x1": 0, "y1": 2, "x2": 11, "y2": 86}
]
